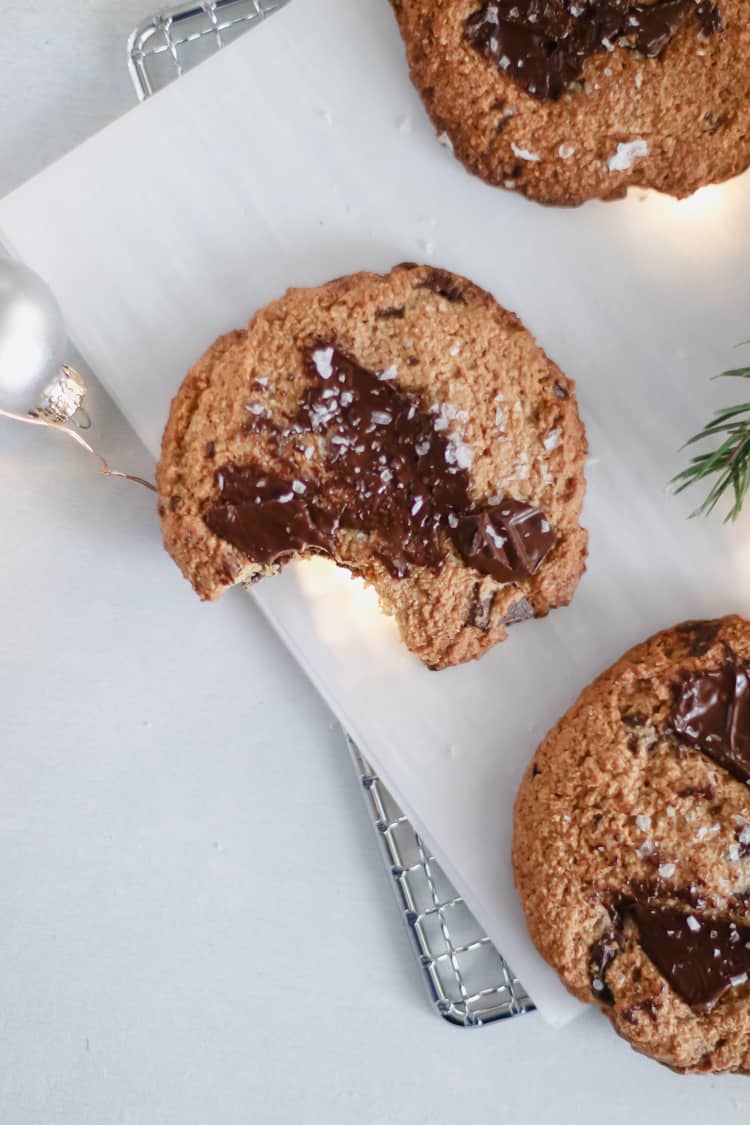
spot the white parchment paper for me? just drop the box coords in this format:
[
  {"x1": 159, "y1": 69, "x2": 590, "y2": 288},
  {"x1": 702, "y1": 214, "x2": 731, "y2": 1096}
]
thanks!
[{"x1": 2, "y1": 0, "x2": 750, "y2": 1024}]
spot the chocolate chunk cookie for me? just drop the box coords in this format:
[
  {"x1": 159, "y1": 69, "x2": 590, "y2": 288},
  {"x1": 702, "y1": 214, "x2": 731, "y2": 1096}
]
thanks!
[
  {"x1": 513, "y1": 616, "x2": 750, "y2": 1072},
  {"x1": 157, "y1": 264, "x2": 588, "y2": 668},
  {"x1": 391, "y1": 0, "x2": 750, "y2": 205}
]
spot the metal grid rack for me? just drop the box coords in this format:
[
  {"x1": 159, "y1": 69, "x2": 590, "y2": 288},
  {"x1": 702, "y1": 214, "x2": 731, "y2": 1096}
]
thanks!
[
  {"x1": 127, "y1": 0, "x2": 534, "y2": 1026},
  {"x1": 128, "y1": 0, "x2": 288, "y2": 100},
  {"x1": 348, "y1": 741, "x2": 532, "y2": 1025}
]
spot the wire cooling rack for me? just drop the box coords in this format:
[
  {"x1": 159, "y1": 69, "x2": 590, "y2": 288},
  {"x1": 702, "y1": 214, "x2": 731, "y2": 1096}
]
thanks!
[
  {"x1": 127, "y1": 0, "x2": 534, "y2": 1025},
  {"x1": 347, "y1": 740, "x2": 532, "y2": 1025},
  {"x1": 128, "y1": 0, "x2": 288, "y2": 100}
]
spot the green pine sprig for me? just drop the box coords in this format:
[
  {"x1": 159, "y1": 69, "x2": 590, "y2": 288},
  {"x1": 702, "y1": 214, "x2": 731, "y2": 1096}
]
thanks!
[
  {"x1": 670, "y1": 362, "x2": 750, "y2": 524},
  {"x1": 672, "y1": 363, "x2": 750, "y2": 523}
]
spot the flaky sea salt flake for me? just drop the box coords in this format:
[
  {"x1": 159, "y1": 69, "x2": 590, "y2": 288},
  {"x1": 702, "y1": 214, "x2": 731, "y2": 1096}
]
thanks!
[
  {"x1": 486, "y1": 524, "x2": 506, "y2": 549},
  {"x1": 511, "y1": 142, "x2": 541, "y2": 163},
  {"x1": 312, "y1": 346, "x2": 335, "y2": 379},
  {"x1": 608, "y1": 139, "x2": 648, "y2": 173}
]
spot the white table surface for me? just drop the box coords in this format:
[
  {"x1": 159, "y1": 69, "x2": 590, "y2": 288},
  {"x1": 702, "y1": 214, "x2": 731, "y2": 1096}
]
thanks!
[{"x1": 2, "y1": 4, "x2": 749, "y2": 1121}]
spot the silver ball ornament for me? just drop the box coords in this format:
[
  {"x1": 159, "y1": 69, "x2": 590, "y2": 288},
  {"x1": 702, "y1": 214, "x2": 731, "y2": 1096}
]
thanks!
[
  {"x1": 0, "y1": 259, "x2": 153, "y2": 491},
  {"x1": 0, "y1": 257, "x2": 86, "y2": 423}
]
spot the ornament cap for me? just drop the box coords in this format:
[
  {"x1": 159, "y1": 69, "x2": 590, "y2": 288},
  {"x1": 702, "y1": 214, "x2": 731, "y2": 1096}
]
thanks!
[{"x1": 32, "y1": 363, "x2": 88, "y2": 426}]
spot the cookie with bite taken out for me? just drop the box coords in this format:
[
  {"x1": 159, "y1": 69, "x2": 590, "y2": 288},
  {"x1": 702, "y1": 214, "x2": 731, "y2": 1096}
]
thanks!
[{"x1": 157, "y1": 263, "x2": 588, "y2": 668}]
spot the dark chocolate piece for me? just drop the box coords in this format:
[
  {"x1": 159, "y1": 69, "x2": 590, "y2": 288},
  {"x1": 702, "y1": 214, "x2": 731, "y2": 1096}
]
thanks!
[
  {"x1": 631, "y1": 902, "x2": 750, "y2": 1013},
  {"x1": 451, "y1": 504, "x2": 555, "y2": 584},
  {"x1": 465, "y1": 0, "x2": 723, "y2": 103},
  {"x1": 503, "y1": 596, "x2": 535, "y2": 626},
  {"x1": 670, "y1": 651, "x2": 750, "y2": 784},
  {"x1": 205, "y1": 344, "x2": 556, "y2": 583}
]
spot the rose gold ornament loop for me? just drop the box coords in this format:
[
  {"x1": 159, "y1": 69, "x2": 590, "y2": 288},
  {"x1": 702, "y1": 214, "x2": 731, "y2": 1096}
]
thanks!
[{"x1": 0, "y1": 405, "x2": 157, "y2": 494}]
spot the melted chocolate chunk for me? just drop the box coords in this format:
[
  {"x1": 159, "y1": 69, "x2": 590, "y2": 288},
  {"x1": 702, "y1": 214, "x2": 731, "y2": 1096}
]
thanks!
[
  {"x1": 622, "y1": 711, "x2": 647, "y2": 728},
  {"x1": 590, "y1": 928, "x2": 621, "y2": 1003},
  {"x1": 417, "y1": 269, "x2": 467, "y2": 303},
  {"x1": 622, "y1": 998, "x2": 659, "y2": 1024},
  {"x1": 670, "y1": 651, "x2": 750, "y2": 784},
  {"x1": 468, "y1": 582, "x2": 495, "y2": 631},
  {"x1": 465, "y1": 0, "x2": 723, "y2": 102},
  {"x1": 631, "y1": 902, "x2": 750, "y2": 1013},
  {"x1": 676, "y1": 619, "x2": 722, "y2": 657},
  {"x1": 204, "y1": 466, "x2": 335, "y2": 567},
  {"x1": 628, "y1": 880, "x2": 708, "y2": 912},
  {"x1": 676, "y1": 783, "x2": 715, "y2": 800},
  {"x1": 205, "y1": 345, "x2": 556, "y2": 582},
  {"x1": 696, "y1": 0, "x2": 723, "y2": 34}
]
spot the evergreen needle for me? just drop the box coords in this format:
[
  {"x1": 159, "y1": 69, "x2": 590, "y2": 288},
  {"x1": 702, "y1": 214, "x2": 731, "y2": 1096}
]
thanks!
[{"x1": 673, "y1": 364, "x2": 750, "y2": 523}]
